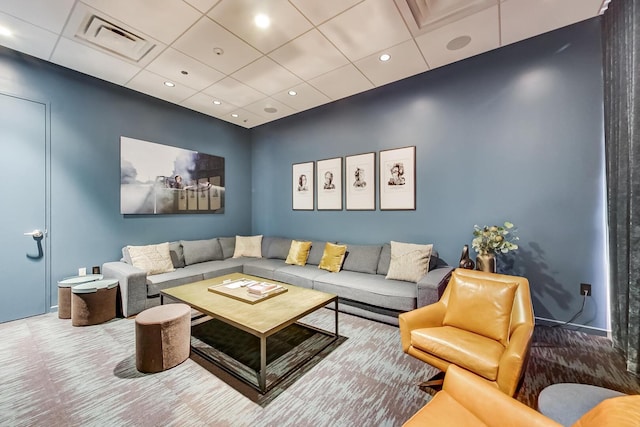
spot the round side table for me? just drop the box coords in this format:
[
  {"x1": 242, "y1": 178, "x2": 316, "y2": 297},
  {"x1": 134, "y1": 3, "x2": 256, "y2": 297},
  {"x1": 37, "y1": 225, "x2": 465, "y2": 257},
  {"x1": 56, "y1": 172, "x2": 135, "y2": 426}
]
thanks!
[{"x1": 57, "y1": 274, "x2": 103, "y2": 319}]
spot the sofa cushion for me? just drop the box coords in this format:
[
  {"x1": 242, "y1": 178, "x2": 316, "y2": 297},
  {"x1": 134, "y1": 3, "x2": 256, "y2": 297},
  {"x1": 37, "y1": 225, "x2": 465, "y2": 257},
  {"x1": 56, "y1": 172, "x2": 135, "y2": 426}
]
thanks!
[
  {"x1": 181, "y1": 238, "x2": 223, "y2": 265},
  {"x1": 168, "y1": 241, "x2": 185, "y2": 268},
  {"x1": 266, "y1": 237, "x2": 293, "y2": 259},
  {"x1": 313, "y1": 271, "x2": 417, "y2": 312},
  {"x1": 200, "y1": 259, "x2": 245, "y2": 279},
  {"x1": 273, "y1": 265, "x2": 330, "y2": 289},
  {"x1": 342, "y1": 244, "x2": 382, "y2": 274},
  {"x1": 242, "y1": 258, "x2": 287, "y2": 280},
  {"x1": 218, "y1": 237, "x2": 235, "y2": 259},
  {"x1": 443, "y1": 275, "x2": 518, "y2": 346},
  {"x1": 386, "y1": 241, "x2": 433, "y2": 283},
  {"x1": 127, "y1": 242, "x2": 175, "y2": 275},
  {"x1": 285, "y1": 240, "x2": 312, "y2": 266},
  {"x1": 319, "y1": 243, "x2": 347, "y2": 273},
  {"x1": 307, "y1": 240, "x2": 328, "y2": 265},
  {"x1": 233, "y1": 235, "x2": 263, "y2": 258}
]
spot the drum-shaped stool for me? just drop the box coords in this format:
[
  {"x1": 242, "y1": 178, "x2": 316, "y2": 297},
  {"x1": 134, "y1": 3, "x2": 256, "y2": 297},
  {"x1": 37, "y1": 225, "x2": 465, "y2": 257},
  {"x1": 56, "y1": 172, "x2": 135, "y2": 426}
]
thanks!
[
  {"x1": 57, "y1": 274, "x2": 103, "y2": 319},
  {"x1": 135, "y1": 303, "x2": 191, "y2": 373},
  {"x1": 71, "y1": 279, "x2": 118, "y2": 326}
]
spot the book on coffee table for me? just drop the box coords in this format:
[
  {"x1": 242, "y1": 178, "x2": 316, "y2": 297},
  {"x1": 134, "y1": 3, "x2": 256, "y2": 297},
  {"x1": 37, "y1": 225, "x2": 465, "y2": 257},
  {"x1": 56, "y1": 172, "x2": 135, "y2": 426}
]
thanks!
[
  {"x1": 207, "y1": 278, "x2": 287, "y2": 304},
  {"x1": 247, "y1": 282, "x2": 281, "y2": 295}
]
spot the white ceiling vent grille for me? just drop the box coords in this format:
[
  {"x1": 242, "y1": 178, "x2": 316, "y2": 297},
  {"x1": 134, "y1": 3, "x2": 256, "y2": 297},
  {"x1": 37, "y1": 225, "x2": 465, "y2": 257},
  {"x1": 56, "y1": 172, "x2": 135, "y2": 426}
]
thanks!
[
  {"x1": 404, "y1": 0, "x2": 496, "y2": 30},
  {"x1": 75, "y1": 15, "x2": 156, "y2": 62}
]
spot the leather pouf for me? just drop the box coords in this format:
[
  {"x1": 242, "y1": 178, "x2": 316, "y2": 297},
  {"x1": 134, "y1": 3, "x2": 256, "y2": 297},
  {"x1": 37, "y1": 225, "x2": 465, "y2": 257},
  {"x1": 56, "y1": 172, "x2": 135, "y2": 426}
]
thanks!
[{"x1": 135, "y1": 303, "x2": 191, "y2": 373}]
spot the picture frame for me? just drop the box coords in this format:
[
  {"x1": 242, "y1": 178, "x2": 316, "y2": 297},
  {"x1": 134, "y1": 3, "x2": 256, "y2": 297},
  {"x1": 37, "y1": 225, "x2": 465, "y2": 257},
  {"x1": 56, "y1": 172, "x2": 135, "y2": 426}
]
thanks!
[
  {"x1": 292, "y1": 161, "x2": 314, "y2": 210},
  {"x1": 379, "y1": 146, "x2": 416, "y2": 210},
  {"x1": 345, "y1": 152, "x2": 375, "y2": 210},
  {"x1": 316, "y1": 157, "x2": 343, "y2": 210}
]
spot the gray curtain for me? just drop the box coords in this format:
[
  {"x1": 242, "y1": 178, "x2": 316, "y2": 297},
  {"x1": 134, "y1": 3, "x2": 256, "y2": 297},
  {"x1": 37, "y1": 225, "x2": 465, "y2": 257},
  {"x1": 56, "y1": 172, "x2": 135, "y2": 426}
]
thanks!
[{"x1": 602, "y1": 0, "x2": 640, "y2": 375}]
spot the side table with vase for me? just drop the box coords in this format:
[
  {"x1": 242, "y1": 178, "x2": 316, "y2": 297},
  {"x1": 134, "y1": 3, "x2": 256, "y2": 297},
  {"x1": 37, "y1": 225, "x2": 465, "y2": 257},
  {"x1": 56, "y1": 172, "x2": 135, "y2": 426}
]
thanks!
[{"x1": 471, "y1": 222, "x2": 519, "y2": 273}]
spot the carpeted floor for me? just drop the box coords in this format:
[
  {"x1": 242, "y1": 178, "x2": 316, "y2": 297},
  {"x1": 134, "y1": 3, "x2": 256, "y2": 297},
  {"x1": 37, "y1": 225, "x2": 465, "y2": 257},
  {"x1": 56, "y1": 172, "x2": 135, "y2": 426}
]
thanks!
[{"x1": 1, "y1": 309, "x2": 639, "y2": 426}]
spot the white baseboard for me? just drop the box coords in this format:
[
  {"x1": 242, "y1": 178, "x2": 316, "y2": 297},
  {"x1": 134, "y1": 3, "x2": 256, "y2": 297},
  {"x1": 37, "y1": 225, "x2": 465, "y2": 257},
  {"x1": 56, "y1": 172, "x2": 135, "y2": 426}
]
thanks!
[{"x1": 535, "y1": 316, "x2": 610, "y2": 337}]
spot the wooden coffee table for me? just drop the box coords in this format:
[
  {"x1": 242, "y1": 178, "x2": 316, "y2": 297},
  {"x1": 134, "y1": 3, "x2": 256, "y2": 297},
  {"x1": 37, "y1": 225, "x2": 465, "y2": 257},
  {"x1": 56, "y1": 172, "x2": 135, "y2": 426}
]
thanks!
[{"x1": 160, "y1": 272, "x2": 338, "y2": 393}]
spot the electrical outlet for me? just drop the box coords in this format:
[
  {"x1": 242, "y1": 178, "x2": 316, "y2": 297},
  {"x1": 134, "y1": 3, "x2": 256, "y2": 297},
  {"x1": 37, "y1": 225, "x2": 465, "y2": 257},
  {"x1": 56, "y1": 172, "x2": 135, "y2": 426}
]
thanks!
[{"x1": 580, "y1": 283, "x2": 592, "y2": 296}]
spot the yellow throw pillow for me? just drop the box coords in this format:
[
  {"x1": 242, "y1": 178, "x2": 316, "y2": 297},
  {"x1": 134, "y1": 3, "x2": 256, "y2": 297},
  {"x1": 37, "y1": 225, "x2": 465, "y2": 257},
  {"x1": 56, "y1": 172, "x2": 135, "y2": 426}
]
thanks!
[
  {"x1": 443, "y1": 274, "x2": 518, "y2": 346},
  {"x1": 318, "y1": 242, "x2": 347, "y2": 273},
  {"x1": 126, "y1": 242, "x2": 175, "y2": 275},
  {"x1": 233, "y1": 235, "x2": 263, "y2": 258},
  {"x1": 385, "y1": 241, "x2": 432, "y2": 283},
  {"x1": 285, "y1": 240, "x2": 312, "y2": 266}
]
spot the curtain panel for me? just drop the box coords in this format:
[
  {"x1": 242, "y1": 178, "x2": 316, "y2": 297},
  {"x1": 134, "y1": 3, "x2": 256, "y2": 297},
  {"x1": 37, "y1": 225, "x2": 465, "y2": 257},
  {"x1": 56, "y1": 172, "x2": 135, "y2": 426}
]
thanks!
[{"x1": 602, "y1": 0, "x2": 640, "y2": 374}]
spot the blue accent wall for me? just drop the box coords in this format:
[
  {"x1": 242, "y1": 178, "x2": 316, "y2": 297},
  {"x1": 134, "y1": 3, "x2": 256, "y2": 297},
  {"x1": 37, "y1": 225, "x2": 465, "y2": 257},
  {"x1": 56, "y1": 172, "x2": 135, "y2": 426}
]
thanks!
[
  {"x1": 251, "y1": 19, "x2": 608, "y2": 330},
  {"x1": 0, "y1": 48, "x2": 252, "y2": 307}
]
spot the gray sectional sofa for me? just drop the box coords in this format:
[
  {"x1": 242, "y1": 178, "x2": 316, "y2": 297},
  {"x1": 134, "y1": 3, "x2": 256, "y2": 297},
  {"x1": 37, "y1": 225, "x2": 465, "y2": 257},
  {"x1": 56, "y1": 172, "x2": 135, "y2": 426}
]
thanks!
[{"x1": 102, "y1": 236, "x2": 453, "y2": 325}]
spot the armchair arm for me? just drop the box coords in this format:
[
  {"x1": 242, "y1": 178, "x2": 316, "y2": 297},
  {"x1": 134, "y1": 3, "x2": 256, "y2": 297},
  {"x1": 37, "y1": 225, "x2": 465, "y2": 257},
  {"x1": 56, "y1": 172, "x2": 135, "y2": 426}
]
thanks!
[
  {"x1": 102, "y1": 261, "x2": 147, "y2": 317},
  {"x1": 496, "y1": 322, "x2": 535, "y2": 396},
  {"x1": 444, "y1": 365, "x2": 561, "y2": 427},
  {"x1": 417, "y1": 266, "x2": 453, "y2": 307},
  {"x1": 398, "y1": 302, "x2": 447, "y2": 352}
]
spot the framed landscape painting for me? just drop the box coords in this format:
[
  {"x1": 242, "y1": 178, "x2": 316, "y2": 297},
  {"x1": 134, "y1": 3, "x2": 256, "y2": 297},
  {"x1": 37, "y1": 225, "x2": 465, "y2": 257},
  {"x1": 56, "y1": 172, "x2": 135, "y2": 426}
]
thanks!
[
  {"x1": 120, "y1": 137, "x2": 224, "y2": 214},
  {"x1": 345, "y1": 152, "x2": 375, "y2": 210},
  {"x1": 292, "y1": 161, "x2": 314, "y2": 210},
  {"x1": 316, "y1": 157, "x2": 343, "y2": 210},
  {"x1": 379, "y1": 146, "x2": 416, "y2": 210}
]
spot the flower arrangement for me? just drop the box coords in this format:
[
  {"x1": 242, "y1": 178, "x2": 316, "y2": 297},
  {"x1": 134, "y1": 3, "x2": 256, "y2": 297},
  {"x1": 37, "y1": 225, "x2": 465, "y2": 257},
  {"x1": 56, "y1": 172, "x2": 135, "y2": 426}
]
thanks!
[{"x1": 472, "y1": 221, "x2": 519, "y2": 254}]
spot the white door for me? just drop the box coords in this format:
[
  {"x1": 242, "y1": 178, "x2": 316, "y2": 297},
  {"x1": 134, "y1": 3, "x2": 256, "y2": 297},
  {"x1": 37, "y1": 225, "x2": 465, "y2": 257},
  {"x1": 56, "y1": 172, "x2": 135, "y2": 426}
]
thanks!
[{"x1": 0, "y1": 92, "x2": 47, "y2": 322}]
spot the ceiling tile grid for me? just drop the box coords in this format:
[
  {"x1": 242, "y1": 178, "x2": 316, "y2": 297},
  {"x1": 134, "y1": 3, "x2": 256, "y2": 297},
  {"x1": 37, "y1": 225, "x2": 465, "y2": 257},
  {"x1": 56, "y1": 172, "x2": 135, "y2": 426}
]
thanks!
[{"x1": 0, "y1": 0, "x2": 607, "y2": 128}]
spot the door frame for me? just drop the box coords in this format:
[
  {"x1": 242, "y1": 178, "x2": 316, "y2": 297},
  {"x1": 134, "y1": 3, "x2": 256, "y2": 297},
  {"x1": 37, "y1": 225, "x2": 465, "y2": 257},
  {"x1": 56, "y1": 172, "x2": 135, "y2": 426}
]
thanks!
[{"x1": 2, "y1": 90, "x2": 52, "y2": 314}]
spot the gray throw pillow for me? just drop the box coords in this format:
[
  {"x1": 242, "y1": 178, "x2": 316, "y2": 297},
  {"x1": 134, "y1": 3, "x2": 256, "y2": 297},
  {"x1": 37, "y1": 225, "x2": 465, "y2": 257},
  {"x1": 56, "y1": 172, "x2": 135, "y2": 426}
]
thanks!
[
  {"x1": 168, "y1": 241, "x2": 185, "y2": 268},
  {"x1": 342, "y1": 244, "x2": 383, "y2": 274},
  {"x1": 307, "y1": 241, "x2": 328, "y2": 265},
  {"x1": 181, "y1": 238, "x2": 223, "y2": 265},
  {"x1": 218, "y1": 237, "x2": 236, "y2": 259},
  {"x1": 266, "y1": 237, "x2": 293, "y2": 259}
]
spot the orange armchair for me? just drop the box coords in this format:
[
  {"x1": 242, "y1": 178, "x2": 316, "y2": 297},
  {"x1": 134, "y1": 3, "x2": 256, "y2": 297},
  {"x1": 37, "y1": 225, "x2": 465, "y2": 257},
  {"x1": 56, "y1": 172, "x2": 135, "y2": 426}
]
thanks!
[
  {"x1": 403, "y1": 365, "x2": 640, "y2": 427},
  {"x1": 399, "y1": 268, "x2": 534, "y2": 396}
]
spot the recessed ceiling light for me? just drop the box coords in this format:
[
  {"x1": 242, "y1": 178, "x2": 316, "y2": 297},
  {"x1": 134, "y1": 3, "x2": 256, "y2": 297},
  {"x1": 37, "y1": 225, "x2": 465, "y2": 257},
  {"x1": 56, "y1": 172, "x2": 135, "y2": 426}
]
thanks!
[
  {"x1": 288, "y1": 90, "x2": 297, "y2": 96},
  {"x1": 231, "y1": 113, "x2": 239, "y2": 118},
  {"x1": 379, "y1": 53, "x2": 391, "y2": 62},
  {"x1": 254, "y1": 14, "x2": 270, "y2": 29},
  {"x1": 0, "y1": 26, "x2": 12, "y2": 37},
  {"x1": 164, "y1": 81, "x2": 175, "y2": 87},
  {"x1": 446, "y1": 35, "x2": 472, "y2": 51},
  {"x1": 213, "y1": 100, "x2": 222, "y2": 105}
]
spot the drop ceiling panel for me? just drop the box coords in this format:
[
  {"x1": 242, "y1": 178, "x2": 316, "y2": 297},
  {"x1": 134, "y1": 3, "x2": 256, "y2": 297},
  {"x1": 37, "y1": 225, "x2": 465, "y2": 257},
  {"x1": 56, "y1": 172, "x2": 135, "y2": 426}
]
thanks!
[
  {"x1": 289, "y1": 0, "x2": 363, "y2": 25},
  {"x1": 0, "y1": 0, "x2": 75, "y2": 34},
  {"x1": 225, "y1": 108, "x2": 267, "y2": 128},
  {"x1": 146, "y1": 48, "x2": 225, "y2": 91},
  {"x1": 126, "y1": 69, "x2": 197, "y2": 104},
  {"x1": 272, "y1": 82, "x2": 331, "y2": 112},
  {"x1": 0, "y1": 12, "x2": 59, "y2": 61},
  {"x1": 208, "y1": 0, "x2": 312, "y2": 54},
  {"x1": 183, "y1": 0, "x2": 221, "y2": 14},
  {"x1": 319, "y1": 0, "x2": 412, "y2": 61},
  {"x1": 310, "y1": 64, "x2": 374, "y2": 101},
  {"x1": 172, "y1": 16, "x2": 261, "y2": 75},
  {"x1": 203, "y1": 76, "x2": 264, "y2": 107},
  {"x1": 81, "y1": 0, "x2": 201, "y2": 45},
  {"x1": 415, "y1": 6, "x2": 499, "y2": 70},
  {"x1": 232, "y1": 56, "x2": 302, "y2": 96},
  {"x1": 180, "y1": 92, "x2": 237, "y2": 116},
  {"x1": 269, "y1": 29, "x2": 349, "y2": 81},
  {"x1": 243, "y1": 97, "x2": 296, "y2": 120},
  {"x1": 501, "y1": 0, "x2": 604, "y2": 46},
  {"x1": 51, "y1": 37, "x2": 142, "y2": 85},
  {"x1": 355, "y1": 40, "x2": 429, "y2": 87}
]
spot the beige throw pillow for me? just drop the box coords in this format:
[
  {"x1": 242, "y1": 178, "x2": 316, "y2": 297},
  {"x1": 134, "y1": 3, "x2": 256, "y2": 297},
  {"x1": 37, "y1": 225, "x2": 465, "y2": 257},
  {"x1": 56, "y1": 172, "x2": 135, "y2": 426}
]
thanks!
[
  {"x1": 385, "y1": 241, "x2": 433, "y2": 283},
  {"x1": 127, "y1": 242, "x2": 175, "y2": 275},
  {"x1": 233, "y1": 235, "x2": 263, "y2": 258}
]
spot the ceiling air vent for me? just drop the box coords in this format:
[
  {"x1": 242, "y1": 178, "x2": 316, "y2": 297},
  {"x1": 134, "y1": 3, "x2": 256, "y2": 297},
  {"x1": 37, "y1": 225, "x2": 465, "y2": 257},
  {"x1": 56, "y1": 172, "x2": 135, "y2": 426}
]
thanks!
[
  {"x1": 76, "y1": 15, "x2": 156, "y2": 62},
  {"x1": 404, "y1": 0, "x2": 496, "y2": 30}
]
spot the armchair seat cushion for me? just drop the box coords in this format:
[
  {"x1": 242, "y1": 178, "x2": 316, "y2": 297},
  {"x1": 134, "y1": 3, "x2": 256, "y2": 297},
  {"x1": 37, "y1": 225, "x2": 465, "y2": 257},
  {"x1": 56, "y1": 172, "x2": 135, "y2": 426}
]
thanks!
[{"x1": 411, "y1": 326, "x2": 504, "y2": 381}]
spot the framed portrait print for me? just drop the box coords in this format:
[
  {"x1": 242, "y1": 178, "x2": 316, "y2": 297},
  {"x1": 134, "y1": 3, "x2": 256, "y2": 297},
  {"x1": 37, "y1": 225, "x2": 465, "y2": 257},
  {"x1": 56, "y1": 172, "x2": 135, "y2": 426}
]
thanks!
[
  {"x1": 346, "y1": 152, "x2": 375, "y2": 210},
  {"x1": 316, "y1": 157, "x2": 343, "y2": 210},
  {"x1": 380, "y1": 146, "x2": 416, "y2": 210},
  {"x1": 292, "y1": 161, "x2": 314, "y2": 210}
]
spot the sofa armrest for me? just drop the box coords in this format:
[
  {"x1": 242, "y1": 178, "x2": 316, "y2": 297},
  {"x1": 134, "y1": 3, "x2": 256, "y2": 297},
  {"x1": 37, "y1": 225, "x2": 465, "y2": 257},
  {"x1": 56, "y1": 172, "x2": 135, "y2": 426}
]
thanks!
[
  {"x1": 102, "y1": 261, "x2": 147, "y2": 318},
  {"x1": 497, "y1": 322, "x2": 535, "y2": 396},
  {"x1": 417, "y1": 266, "x2": 453, "y2": 307},
  {"x1": 398, "y1": 302, "x2": 447, "y2": 352}
]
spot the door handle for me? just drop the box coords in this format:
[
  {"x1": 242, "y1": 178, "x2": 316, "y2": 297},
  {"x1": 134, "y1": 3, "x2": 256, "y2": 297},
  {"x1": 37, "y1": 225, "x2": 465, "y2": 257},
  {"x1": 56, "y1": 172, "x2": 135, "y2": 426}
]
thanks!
[{"x1": 24, "y1": 229, "x2": 44, "y2": 238}]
